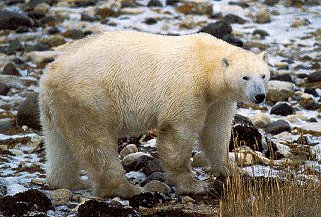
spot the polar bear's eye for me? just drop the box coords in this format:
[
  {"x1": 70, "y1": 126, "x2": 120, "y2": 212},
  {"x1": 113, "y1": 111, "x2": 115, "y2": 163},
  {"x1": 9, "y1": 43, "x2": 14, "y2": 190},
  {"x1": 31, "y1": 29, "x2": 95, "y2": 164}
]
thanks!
[
  {"x1": 262, "y1": 75, "x2": 266, "y2": 79},
  {"x1": 242, "y1": 76, "x2": 250, "y2": 81}
]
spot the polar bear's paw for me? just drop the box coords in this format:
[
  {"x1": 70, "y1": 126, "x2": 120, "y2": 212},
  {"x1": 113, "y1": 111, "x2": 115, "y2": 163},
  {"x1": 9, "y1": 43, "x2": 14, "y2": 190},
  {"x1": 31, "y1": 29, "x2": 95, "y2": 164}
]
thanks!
[
  {"x1": 174, "y1": 176, "x2": 208, "y2": 196},
  {"x1": 94, "y1": 183, "x2": 143, "y2": 199}
]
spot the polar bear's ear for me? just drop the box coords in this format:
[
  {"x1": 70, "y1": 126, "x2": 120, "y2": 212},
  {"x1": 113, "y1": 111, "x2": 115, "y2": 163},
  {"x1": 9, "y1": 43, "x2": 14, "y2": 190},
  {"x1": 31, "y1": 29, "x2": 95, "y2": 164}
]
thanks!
[
  {"x1": 222, "y1": 58, "x2": 229, "y2": 68},
  {"x1": 259, "y1": 51, "x2": 268, "y2": 63}
]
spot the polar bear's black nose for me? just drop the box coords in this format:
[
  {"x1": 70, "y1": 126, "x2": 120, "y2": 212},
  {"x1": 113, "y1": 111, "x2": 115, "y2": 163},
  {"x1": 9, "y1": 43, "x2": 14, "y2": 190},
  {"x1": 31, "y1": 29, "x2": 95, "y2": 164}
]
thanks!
[{"x1": 254, "y1": 94, "x2": 265, "y2": 103}]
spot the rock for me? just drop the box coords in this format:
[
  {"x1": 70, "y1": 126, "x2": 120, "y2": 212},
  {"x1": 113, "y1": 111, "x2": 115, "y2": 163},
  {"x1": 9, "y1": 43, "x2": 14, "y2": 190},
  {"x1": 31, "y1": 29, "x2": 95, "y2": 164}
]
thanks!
[
  {"x1": 122, "y1": 152, "x2": 153, "y2": 171},
  {"x1": 222, "y1": 34, "x2": 243, "y2": 47},
  {"x1": 69, "y1": 0, "x2": 98, "y2": 7},
  {"x1": 2, "y1": 40, "x2": 24, "y2": 55},
  {"x1": 43, "y1": 35, "x2": 66, "y2": 47},
  {"x1": 264, "y1": 140, "x2": 284, "y2": 160},
  {"x1": 223, "y1": 14, "x2": 246, "y2": 24},
  {"x1": 28, "y1": 2, "x2": 50, "y2": 18},
  {"x1": 304, "y1": 87, "x2": 318, "y2": 97},
  {"x1": 96, "y1": 3, "x2": 121, "y2": 19},
  {"x1": 0, "y1": 118, "x2": 15, "y2": 131},
  {"x1": 270, "y1": 103, "x2": 294, "y2": 116},
  {"x1": 265, "y1": 120, "x2": 291, "y2": 135},
  {"x1": 295, "y1": 123, "x2": 321, "y2": 136},
  {"x1": 0, "y1": 75, "x2": 37, "y2": 88},
  {"x1": 78, "y1": 200, "x2": 138, "y2": 217},
  {"x1": 147, "y1": 0, "x2": 163, "y2": 7},
  {"x1": 27, "y1": 50, "x2": 60, "y2": 64},
  {"x1": 141, "y1": 172, "x2": 166, "y2": 186},
  {"x1": 252, "y1": 29, "x2": 269, "y2": 39},
  {"x1": 166, "y1": 0, "x2": 180, "y2": 5},
  {"x1": 230, "y1": 124, "x2": 263, "y2": 151},
  {"x1": 63, "y1": 29, "x2": 86, "y2": 40},
  {"x1": 181, "y1": 196, "x2": 195, "y2": 204},
  {"x1": 129, "y1": 192, "x2": 170, "y2": 208},
  {"x1": 274, "y1": 62, "x2": 289, "y2": 70},
  {"x1": 1, "y1": 62, "x2": 20, "y2": 76},
  {"x1": 0, "y1": 82, "x2": 11, "y2": 95},
  {"x1": 192, "y1": 151, "x2": 208, "y2": 167},
  {"x1": 25, "y1": 42, "x2": 51, "y2": 52},
  {"x1": 0, "y1": 189, "x2": 52, "y2": 217},
  {"x1": 17, "y1": 92, "x2": 41, "y2": 129},
  {"x1": 142, "y1": 158, "x2": 163, "y2": 176},
  {"x1": 254, "y1": 6, "x2": 271, "y2": 24},
  {"x1": 307, "y1": 71, "x2": 321, "y2": 83},
  {"x1": 233, "y1": 114, "x2": 253, "y2": 126},
  {"x1": 144, "y1": 180, "x2": 171, "y2": 195},
  {"x1": 144, "y1": 17, "x2": 158, "y2": 25},
  {"x1": 264, "y1": 0, "x2": 280, "y2": 6},
  {"x1": 266, "y1": 80, "x2": 294, "y2": 102},
  {"x1": 24, "y1": 0, "x2": 55, "y2": 10},
  {"x1": 299, "y1": 98, "x2": 319, "y2": 110},
  {"x1": 121, "y1": 0, "x2": 138, "y2": 8},
  {"x1": 81, "y1": 12, "x2": 98, "y2": 22},
  {"x1": 120, "y1": 144, "x2": 138, "y2": 159},
  {"x1": 270, "y1": 73, "x2": 292, "y2": 82},
  {"x1": 243, "y1": 41, "x2": 268, "y2": 50},
  {"x1": 250, "y1": 113, "x2": 271, "y2": 128},
  {"x1": 175, "y1": 0, "x2": 213, "y2": 16},
  {"x1": 199, "y1": 21, "x2": 232, "y2": 39},
  {"x1": 0, "y1": 10, "x2": 34, "y2": 30},
  {"x1": 49, "y1": 189, "x2": 73, "y2": 206},
  {"x1": 0, "y1": 185, "x2": 7, "y2": 197}
]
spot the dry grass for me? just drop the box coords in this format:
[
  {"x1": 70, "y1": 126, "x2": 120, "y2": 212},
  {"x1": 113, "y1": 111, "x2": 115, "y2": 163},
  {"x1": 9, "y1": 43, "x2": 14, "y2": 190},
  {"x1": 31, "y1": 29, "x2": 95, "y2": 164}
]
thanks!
[{"x1": 218, "y1": 170, "x2": 321, "y2": 217}]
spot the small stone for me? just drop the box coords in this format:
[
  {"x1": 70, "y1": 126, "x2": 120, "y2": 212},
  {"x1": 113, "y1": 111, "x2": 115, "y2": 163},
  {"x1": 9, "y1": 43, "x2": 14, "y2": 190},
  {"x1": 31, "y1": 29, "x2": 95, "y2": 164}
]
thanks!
[
  {"x1": 166, "y1": 0, "x2": 180, "y2": 5},
  {"x1": 63, "y1": 29, "x2": 86, "y2": 40},
  {"x1": 266, "y1": 80, "x2": 294, "y2": 102},
  {"x1": 264, "y1": 0, "x2": 280, "y2": 6},
  {"x1": 265, "y1": 120, "x2": 291, "y2": 135},
  {"x1": 0, "y1": 118, "x2": 15, "y2": 131},
  {"x1": 304, "y1": 87, "x2": 318, "y2": 97},
  {"x1": 1, "y1": 62, "x2": 20, "y2": 76},
  {"x1": 81, "y1": 12, "x2": 98, "y2": 22},
  {"x1": 120, "y1": 8, "x2": 143, "y2": 15},
  {"x1": 223, "y1": 14, "x2": 246, "y2": 24},
  {"x1": 175, "y1": 0, "x2": 213, "y2": 16},
  {"x1": 230, "y1": 124, "x2": 263, "y2": 151},
  {"x1": 181, "y1": 196, "x2": 195, "y2": 204},
  {"x1": 233, "y1": 114, "x2": 253, "y2": 126},
  {"x1": 120, "y1": 144, "x2": 138, "y2": 159},
  {"x1": 43, "y1": 35, "x2": 66, "y2": 47},
  {"x1": 141, "y1": 172, "x2": 166, "y2": 186},
  {"x1": 270, "y1": 73, "x2": 292, "y2": 82},
  {"x1": 307, "y1": 71, "x2": 321, "y2": 83},
  {"x1": 199, "y1": 21, "x2": 232, "y2": 39},
  {"x1": 144, "y1": 180, "x2": 171, "y2": 195},
  {"x1": 222, "y1": 34, "x2": 243, "y2": 47},
  {"x1": 244, "y1": 41, "x2": 268, "y2": 50},
  {"x1": 147, "y1": 0, "x2": 163, "y2": 7},
  {"x1": 270, "y1": 103, "x2": 294, "y2": 116},
  {"x1": 47, "y1": 26, "x2": 60, "y2": 35},
  {"x1": 122, "y1": 152, "x2": 153, "y2": 171},
  {"x1": 25, "y1": 42, "x2": 51, "y2": 52},
  {"x1": 251, "y1": 113, "x2": 271, "y2": 129},
  {"x1": 5, "y1": 40, "x2": 24, "y2": 55},
  {"x1": 142, "y1": 158, "x2": 163, "y2": 176},
  {"x1": 27, "y1": 51, "x2": 60, "y2": 65},
  {"x1": 192, "y1": 151, "x2": 208, "y2": 167},
  {"x1": 49, "y1": 189, "x2": 73, "y2": 206},
  {"x1": 17, "y1": 92, "x2": 41, "y2": 130},
  {"x1": 96, "y1": 3, "x2": 120, "y2": 19},
  {"x1": 0, "y1": 10, "x2": 34, "y2": 30},
  {"x1": 254, "y1": 6, "x2": 271, "y2": 24},
  {"x1": 274, "y1": 62, "x2": 289, "y2": 70},
  {"x1": 0, "y1": 83, "x2": 11, "y2": 96},
  {"x1": 299, "y1": 98, "x2": 319, "y2": 110},
  {"x1": 129, "y1": 192, "x2": 170, "y2": 208},
  {"x1": 33, "y1": 2, "x2": 50, "y2": 16},
  {"x1": 144, "y1": 17, "x2": 158, "y2": 25}
]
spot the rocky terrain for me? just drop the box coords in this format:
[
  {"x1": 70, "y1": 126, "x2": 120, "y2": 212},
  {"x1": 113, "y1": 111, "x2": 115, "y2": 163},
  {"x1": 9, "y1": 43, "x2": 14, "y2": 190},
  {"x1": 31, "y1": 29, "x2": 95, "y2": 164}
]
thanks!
[{"x1": 0, "y1": 0, "x2": 320, "y2": 216}]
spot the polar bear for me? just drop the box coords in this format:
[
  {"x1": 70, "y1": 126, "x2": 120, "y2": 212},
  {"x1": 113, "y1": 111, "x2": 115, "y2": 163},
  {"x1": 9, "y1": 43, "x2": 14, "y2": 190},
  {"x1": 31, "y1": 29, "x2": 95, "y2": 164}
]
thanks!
[{"x1": 39, "y1": 31, "x2": 269, "y2": 198}]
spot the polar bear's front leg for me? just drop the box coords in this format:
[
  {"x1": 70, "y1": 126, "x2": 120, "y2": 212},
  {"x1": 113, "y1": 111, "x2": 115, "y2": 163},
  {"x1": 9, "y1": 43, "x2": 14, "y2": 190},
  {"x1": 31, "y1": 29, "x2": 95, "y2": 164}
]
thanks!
[
  {"x1": 199, "y1": 102, "x2": 237, "y2": 177},
  {"x1": 158, "y1": 124, "x2": 207, "y2": 195}
]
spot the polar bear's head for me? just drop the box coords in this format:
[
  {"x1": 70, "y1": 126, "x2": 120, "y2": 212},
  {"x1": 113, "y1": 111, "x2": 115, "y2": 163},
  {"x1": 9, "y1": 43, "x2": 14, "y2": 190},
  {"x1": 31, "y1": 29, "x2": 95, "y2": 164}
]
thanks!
[{"x1": 221, "y1": 51, "x2": 270, "y2": 104}]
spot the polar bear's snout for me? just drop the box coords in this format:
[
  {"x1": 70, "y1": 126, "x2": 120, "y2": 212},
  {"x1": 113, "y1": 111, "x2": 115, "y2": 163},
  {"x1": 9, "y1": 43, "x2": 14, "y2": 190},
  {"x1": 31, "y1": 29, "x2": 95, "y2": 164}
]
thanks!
[
  {"x1": 254, "y1": 94, "x2": 265, "y2": 103},
  {"x1": 244, "y1": 78, "x2": 266, "y2": 104}
]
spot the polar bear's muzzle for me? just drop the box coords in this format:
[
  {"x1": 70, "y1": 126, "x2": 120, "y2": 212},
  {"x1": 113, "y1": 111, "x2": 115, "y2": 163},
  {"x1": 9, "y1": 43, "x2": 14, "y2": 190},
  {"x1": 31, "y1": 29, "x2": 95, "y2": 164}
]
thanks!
[{"x1": 245, "y1": 79, "x2": 266, "y2": 104}]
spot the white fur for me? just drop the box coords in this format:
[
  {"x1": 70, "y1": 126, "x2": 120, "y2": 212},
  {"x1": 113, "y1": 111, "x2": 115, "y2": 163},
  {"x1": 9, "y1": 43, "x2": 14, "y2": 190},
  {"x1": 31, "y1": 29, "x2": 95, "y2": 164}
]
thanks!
[{"x1": 39, "y1": 31, "x2": 270, "y2": 197}]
